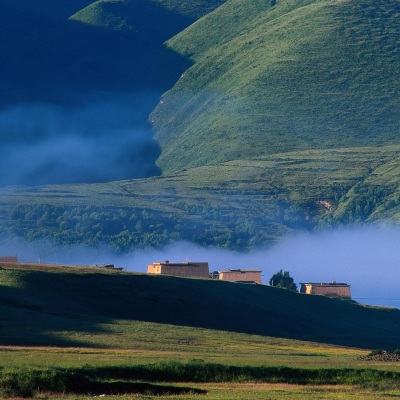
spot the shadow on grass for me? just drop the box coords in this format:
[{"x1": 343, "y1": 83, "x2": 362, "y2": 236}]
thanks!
[
  {"x1": 2, "y1": 362, "x2": 400, "y2": 397},
  {"x1": 1, "y1": 268, "x2": 400, "y2": 349},
  {"x1": 0, "y1": 0, "x2": 195, "y2": 103},
  {"x1": 0, "y1": 0, "x2": 195, "y2": 186},
  {"x1": 65, "y1": 373, "x2": 207, "y2": 396},
  {"x1": 0, "y1": 367, "x2": 206, "y2": 398}
]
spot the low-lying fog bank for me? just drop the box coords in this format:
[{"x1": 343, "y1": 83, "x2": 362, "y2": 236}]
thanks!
[{"x1": 1, "y1": 225, "x2": 399, "y2": 308}]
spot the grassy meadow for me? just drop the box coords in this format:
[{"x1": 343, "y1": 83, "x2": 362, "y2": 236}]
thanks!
[
  {"x1": 1, "y1": 263, "x2": 400, "y2": 398},
  {"x1": 1, "y1": 0, "x2": 400, "y2": 396},
  {"x1": 2, "y1": 145, "x2": 400, "y2": 252}
]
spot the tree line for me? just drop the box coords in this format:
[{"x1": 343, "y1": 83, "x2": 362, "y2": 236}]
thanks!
[{"x1": 4, "y1": 203, "x2": 285, "y2": 253}]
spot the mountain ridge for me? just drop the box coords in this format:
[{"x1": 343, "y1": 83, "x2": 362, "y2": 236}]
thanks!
[
  {"x1": 152, "y1": 0, "x2": 400, "y2": 174},
  {"x1": 0, "y1": 0, "x2": 227, "y2": 185}
]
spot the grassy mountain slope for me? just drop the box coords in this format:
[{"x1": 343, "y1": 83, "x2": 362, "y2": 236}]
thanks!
[
  {"x1": 0, "y1": 0, "x2": 226, "y2": 104},
  {"x1": 151, "y1": 0, "x2": 400, "y2": 174},
  {"x1": 0, "y1": 0, "x2": 228, "y2": 186},
  {"x1": 1, "y1": 263, "x2": 400, "y2": 349},
  {"x1": 1, "y1": 0, "x2": 400, "y2": 248},
  {"x1": 1, "y1": 145, "x2": 400, "y2": 251}
]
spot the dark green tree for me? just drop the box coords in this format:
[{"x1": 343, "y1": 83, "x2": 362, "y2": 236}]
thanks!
[{"x1": 269, "y1": 270, "x2": 298, "y2": 291}]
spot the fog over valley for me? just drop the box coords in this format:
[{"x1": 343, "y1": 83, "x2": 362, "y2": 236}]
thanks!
[
  {"x1": 0, "y1": 0, "x2": 399, "y2": 314},
  {"x1": 0, "y1": 93, "x2": 161, "y2": 185},
  {"x1": 1, "y1": 2, "x2": 399, "y2": 397},
  {"x1": 2, "y1": 226, "x2": 399, "y2": 309}
]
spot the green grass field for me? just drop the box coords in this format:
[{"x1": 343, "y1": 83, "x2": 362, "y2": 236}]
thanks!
[
  {"x1": 1, "y1": 1, "x2": 400, "y2": 395},
  {"x1": 0, "y1": 263, "x2": 400, "y2": 398}
]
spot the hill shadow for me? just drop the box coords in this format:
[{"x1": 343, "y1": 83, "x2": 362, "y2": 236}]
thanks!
[
  {"x1": 1, "y1": 269, "x2": 400, "y2": 349},
  {"x1": 0, "y1": 0, "x2": 194, "y2": 185},
  {"x1": 0, "y1": 0, "x2": 194, "y2": 103}
]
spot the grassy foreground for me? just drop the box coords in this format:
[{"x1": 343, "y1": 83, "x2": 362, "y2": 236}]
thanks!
[
  {"x1": 0, "y1": 264, "x2": 400, "y2": 398},
  {"x1": 2, "y1": 361, "x2": 400, "y2": 398}
]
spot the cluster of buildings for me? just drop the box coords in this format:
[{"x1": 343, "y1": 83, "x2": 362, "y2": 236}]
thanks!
[
  {"x1": 0, "y1": 255, "x2": 351, "y2": 299},
  {"x1": 147, "y1": 260, "x2": 262, "y2": 284},
  {"x1": 147, "y1": 260, "x2": 351, "y2": 299}
]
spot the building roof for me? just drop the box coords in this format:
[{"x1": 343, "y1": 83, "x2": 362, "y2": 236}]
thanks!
[
  {"x1": 218, "y1": 269, "x2": 262, "y2": 273},
  {"x1": 300, "y1": 282, "x2": 350, "y2": 287},
  {"x1": 153, "y1": 261, "x2": 207, "y2": 267}
]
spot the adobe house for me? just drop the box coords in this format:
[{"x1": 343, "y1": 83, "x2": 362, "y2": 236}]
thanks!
[
  {"x1": 300, "y1": 282, "x2": 351, "y2": 298},
  {"x1": 0, "y1": 256, "x2": 18, "y2": 263},
  {"x1": 211, "y1": 269, "x2": 262, "y2": 284},
  {"x1": 147, "y1": 260, "x2": 209, "y2": 278}
]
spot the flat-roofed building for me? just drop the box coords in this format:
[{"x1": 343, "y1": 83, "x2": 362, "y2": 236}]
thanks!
[
  {"x1": 300, "y1": 282, "x2": 351, "y2": 298},
  {"x1": 147, "y1": 261, "x2": 209, "y2": 278},
  {"x1": 211, "y1": 269, "x2": 262, "y2": 284},
  {"x1": 0, "y1": 256, "x2": 18, "y2": 263}
]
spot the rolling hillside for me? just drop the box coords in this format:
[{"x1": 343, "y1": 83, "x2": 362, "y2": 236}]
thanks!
[
  {"x1": 1, "y1": 145, "x2": 400, "y2": 251},
  {"x1": 151, "y1": 0, "x2": 400, "y2": 173},
  {"x1": 0, "y1": 0, "x2": 399, "y2": 250},
  {"x1": 1, "y1": 263, "x2": 400, "y2": 349}
]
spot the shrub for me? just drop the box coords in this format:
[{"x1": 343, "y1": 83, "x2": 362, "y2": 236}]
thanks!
[{"x1": 0, "y1": 368, "x2": 64, "y2": 398}]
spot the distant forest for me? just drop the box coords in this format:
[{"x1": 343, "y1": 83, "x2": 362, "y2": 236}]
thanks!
[{"x1": 5, "y1": 203, "x2": 291, "y2": 252}]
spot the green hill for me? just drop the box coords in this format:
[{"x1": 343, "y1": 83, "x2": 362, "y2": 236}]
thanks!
[
  {"x1": 2, "y1": 145, "x2": 400, "y2": 251},
  {"x1": 151, "y1": 0, "x2": 400, "y2": 173},
  {"x1": 1, "y1": 0, "x2": 399, "y2": 247},
  {"x1": 0, "y1": 0, "x2": 227, "y2": 186},
  {"x1": 0, "y1": 0, "x2": 226, "y2": 104},
  {"x1": 1, "y1": 263, "x2": 400, "y2": 350}
]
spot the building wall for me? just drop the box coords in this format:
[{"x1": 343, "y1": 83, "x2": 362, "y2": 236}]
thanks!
[
  {"x1": 300, "y1": 283, "x2": 351, "y2": 298},
  {"x1": 218, "y1": 270, "x2": 262, "y2": 284},
  {"x1": 0, "y1": 256, "x2": 18, "y2": 263},
  {"x1": 147, "y1": 262, "x2": 209, "y2": 278},
  {"x1": 147, "y1": 264, "x2": 158, "y2": 274}
]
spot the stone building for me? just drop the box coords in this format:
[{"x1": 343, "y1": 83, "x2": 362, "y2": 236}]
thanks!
[
  {"x1": 300, "y1": 282, "x2": 351, "y2": 298},
  {"x1": 211, "y1": 269, "x2": 262, "y2": 284},
  {"x1": 147, "y1": 260, "x2": 209, "y2": 278}
]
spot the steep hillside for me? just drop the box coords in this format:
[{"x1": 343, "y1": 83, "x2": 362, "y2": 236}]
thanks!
[
  {"x1": 0, "y1": 0, "x2": 226, "y2": 103},
  {"x1": 1, "y1": 263, "x2": 400, "y2": 349},
  {"x1": 0, "y1": 0, "x2": 227, "y2": 185},
  {"x1": 151, "y1": 0, "x2": 400, "y2": 173},
  {"x1": 1, "y1": 0, "x2": 399, "y2": 248}
]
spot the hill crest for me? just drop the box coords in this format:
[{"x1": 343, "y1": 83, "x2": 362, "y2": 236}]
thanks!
[
  {"x1": 152, "y1": 0, "x2": 400, "y2": 173},
  {"x1": 0, "y1": 263, "x2": 400, "y2": 349}
]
